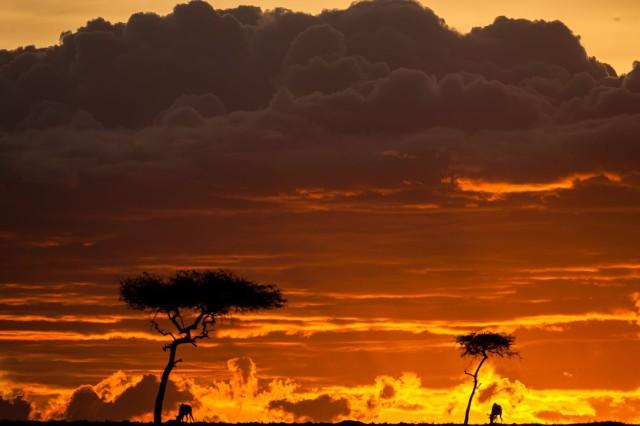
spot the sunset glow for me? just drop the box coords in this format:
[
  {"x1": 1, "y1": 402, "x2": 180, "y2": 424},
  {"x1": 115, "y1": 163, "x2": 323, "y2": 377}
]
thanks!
[{"x1": 1, "y1": 0, "x2": 640, "y2": 424}]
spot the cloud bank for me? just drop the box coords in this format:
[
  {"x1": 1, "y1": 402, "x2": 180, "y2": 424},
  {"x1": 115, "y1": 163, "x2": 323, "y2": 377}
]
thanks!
[
  {"x1": 15, "y1": 357, "x2": 640, "y2": 423},
  {"x1": 0, "y1": 0, "x2": 636, "y2": 130},
  {"x1": 2, "y1": 0, "x2": 639, "y2": 225},
  {"x1": 0, "y1": 393, "x2": 31, "y2": 420},
  {"x1": 62, "y1": 373, "x2": 191, "y2": 421}
]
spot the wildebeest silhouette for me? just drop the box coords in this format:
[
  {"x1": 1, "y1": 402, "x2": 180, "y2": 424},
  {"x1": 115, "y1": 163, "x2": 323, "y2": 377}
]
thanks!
[
  {"x1": 176, "y1": 403, "x2": 194, "y2": 423},
  {"x1": 489, "y1": 402, "x2": 503, "y2": 424}
]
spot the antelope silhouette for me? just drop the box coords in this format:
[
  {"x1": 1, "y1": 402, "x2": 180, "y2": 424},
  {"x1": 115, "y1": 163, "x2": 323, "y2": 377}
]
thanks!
[
  {"x1": 176, "y1": 404, "x2": 194, "y2": 423},
  {"x1": 489, "y1": 403, "x2": 503, "y2": 424}
]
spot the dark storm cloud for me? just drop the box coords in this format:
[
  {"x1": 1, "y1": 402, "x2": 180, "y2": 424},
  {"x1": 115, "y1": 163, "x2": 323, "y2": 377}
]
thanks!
[
  {"x1": 268, "y1": 394, "x2": 350, "y2": 421},
  {"x1": 2, "y1": 106, "x2": 638, "y2": 235},
  {"x1": 623, "y1": 62, "x2": 640, "y2": 92},
  {"x1": 64, "y1": 374, "x2": 191, "y2": 421},
  {"x1": 273, "y1": 69, "x2": 548, "y2": 131},
  {"x1": 0, "y1": 394, "x2": 31, "y2": 420},
  {"x1": 1, "y1": 2, "x2": 638, "y2": 229},
  {"x1": 0, "y1": 0, "x2": 627, "y2": 130}
]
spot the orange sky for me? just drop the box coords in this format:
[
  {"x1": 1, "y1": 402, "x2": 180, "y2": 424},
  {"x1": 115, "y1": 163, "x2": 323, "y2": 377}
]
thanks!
[
  {"x1": 2, "y1": 168, "x2": 640, "y2": 422},
  {"x1": 1, "y1": 0, "x2": 639, "y2": 74},
  {"x1": 1, "y1": 0, "x2": 640, "y2": 423}
]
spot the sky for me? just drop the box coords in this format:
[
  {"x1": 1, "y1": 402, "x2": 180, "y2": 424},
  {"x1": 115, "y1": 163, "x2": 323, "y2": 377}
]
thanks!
[{"x1": 1, "y1": 0, "x2": 640, "y2": 423}]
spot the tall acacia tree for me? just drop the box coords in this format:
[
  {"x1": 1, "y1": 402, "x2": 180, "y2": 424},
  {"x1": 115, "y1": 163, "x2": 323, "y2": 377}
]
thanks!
[
  {"x1": 455, "y1": 331, "x2": 518, "y2": 425},
  {"x1": 120, "y1": 269, "x2": 285, "y2": 424}
]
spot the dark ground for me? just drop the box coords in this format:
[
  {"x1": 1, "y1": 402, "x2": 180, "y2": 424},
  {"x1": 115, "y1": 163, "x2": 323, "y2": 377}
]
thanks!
[{"x1": 0, "y1": 422, "x2": 635, "y2": 426}]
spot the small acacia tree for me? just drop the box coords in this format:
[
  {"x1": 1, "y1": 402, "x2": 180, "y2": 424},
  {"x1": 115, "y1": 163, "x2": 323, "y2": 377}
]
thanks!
[
  {"x1": 119, "y1": 269, "x2": 285, "y2": 424},
  {"x1": 455, "y1": 331, "x2": 518, "y2": 425}
]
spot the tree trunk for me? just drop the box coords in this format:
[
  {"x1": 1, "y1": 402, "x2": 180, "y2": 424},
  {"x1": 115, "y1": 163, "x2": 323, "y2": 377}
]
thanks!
[
  {"x1": 154, "y1": 343, "x2": 178, "y2": 424},
  {"x1": 463, "y1": 355, "x2": 488, "y2": 425}
]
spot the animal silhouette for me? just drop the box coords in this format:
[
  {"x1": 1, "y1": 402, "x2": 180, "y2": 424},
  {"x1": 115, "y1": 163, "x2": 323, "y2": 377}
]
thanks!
[
  {"x1": 176, "y1": 403, "x2": 194, "y2": 423},
  {"x1": 489, "y1": 403, "x2": 503, "y2": 424}
]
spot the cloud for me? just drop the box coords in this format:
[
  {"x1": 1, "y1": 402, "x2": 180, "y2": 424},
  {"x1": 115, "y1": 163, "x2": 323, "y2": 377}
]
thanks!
[
  {"x1": 0, "y1": 393, "x2": 31, "y2": 420},
  {"x1": 273, "y1": 69, "x2": 547, "y2": 132},
  {"x1": 1, "y1": 2, "x2": 638, "y2": 225},
  {"x1": 9, "y1": 357, "x2": 640, "y2": 424},
  {"x1": 623, "y1": 61, "x2": 640, "y2": 92},
  {"x1": 200, "y1": 361, "x2": 640, "y2": 424},
  {"x1": 227, "y1": 357, "x2": 258, "y2": 398},
  {"x1": 464, "y1": 16, "x2": 606, "y2": 76},
  {"x1": 379, "y1": 382, "x2": 396, "y2": 399},
  {"x1": 0, "y1": 0, "x2": 623, "y2": 130},
  {"x1": 477, "y1": 380, "x2": 522, "y2": 405},
  {"x1": 156, "y1": 93, "x2": 227, "y2": 127},
  {"x1": 268, "y1": 394, "x2": 351, "y2": 422},
  {"x1": 284, "y1": 24, "x2": 346, "y2": 68},
  {"x1": 60, "y1": 372, "x2": 191, "y2": 421}
]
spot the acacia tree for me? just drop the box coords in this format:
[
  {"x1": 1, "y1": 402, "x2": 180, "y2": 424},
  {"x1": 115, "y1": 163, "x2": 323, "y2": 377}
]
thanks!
[
  {"x1": 119, "y1": 269, "x2": 285, "y2": 424},
  {"x1": 455, "y1": 331, "x2": 518, "y2": 425}
]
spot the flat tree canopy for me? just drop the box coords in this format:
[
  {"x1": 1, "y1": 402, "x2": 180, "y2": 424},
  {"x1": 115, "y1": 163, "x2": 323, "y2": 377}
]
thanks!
[
  {"x1": 456, "y1": 331, "x2": 518, "y2": 358},
  {"x1": 120, "y1": 269, "x2": 285, "y2": 317}
]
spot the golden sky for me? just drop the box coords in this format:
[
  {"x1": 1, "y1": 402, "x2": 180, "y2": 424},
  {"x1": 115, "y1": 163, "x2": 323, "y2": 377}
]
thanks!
[
  {"x1": 1, "y1": 0, "x2": 640, "y2": 423},
  {"x1": 1, "y1": 0, "x2": 639, "y2": 73}
]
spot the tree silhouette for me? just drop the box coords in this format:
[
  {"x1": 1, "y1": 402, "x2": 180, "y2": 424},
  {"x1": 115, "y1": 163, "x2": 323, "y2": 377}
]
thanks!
[
  {"x1": 455, "y1": 331, "x2": 518, "y2": 425},
  {"x1": 119, "y1": 269, "x2": 285, "y2": 424}
]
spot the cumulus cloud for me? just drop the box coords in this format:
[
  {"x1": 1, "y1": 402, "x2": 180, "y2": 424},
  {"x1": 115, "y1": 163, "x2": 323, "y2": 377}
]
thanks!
[
  {"x1": 0, "y1": 393, "x2": 31, "y2": 420},
  {"x1": 273, "y1": 69, "x2": 548, "y2": 132},
  {"x1": 0, "y1": 0, "x2": 626, "y2": 130},
  {"x1": 268, "y1": 394, "x2": 351, "y2": 422},
  {"x1": 623, "y1": 61, "x2": 640, "y2": 92},
  {"x1": 1, "y1": 1, "x2": 638, "y2": 224},
  {"x1": 227, "y1": 357, "x2": 258, "y2": 398},
  {"x1": 57, "y1": 372, "x2": 191, "y2": 421},
  {"x1": 379, "y1": 382, "x2": 396, "y2": 399},
  {"x1": 160, "y1": 360, "x2": 640, "y2": 423},
  {"x1": 10, "y1": 356, "x2": 640, "y2": 424}
]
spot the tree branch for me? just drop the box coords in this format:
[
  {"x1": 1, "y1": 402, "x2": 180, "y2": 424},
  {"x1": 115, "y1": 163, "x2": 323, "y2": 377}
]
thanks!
[
  {"x1": 151, "y1": 312, "x2": 177, "y2": 342},
  {"x1": 176, "y1": 311, "x2": 186, "y2": 331},
  {"x1": 168, "y1": 311, "x2": 186, "y2": 334},
  {"x1": 185, "y1": 311, "x2": 207, "y2": 333},
  {"x1": 157, "y1": 311, "x2": 217, "y2": 350},
  {"x1": 192, "y1": 314, "x2": 215, "y2": 342}
]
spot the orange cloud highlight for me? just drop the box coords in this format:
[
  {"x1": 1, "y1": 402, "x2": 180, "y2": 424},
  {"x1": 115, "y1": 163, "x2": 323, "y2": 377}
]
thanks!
[
  {"x1": 25, "y1": 358, "x2": 640, "y2": 424},
  {"x1": 455, "y1": 172, "x2": 622, "y2": 195}
]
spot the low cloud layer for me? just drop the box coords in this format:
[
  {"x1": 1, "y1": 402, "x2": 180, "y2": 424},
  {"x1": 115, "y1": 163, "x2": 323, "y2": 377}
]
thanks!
[
  {"x1": 268, "y1": 394, "x2": 351, "y2": 422},
  {"x1": 39, "y1": 371, "x2": 192, "y2": 421},
  {"x1": 13, "y1": 357, "x2": 640, "y2": 423},
  {"x1": 63, "y1": 373, "x2": 191, "y2": 421},
  {"x1": 0, "y1": 393, "x2": 31, "y2": 420}
]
